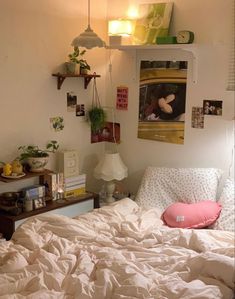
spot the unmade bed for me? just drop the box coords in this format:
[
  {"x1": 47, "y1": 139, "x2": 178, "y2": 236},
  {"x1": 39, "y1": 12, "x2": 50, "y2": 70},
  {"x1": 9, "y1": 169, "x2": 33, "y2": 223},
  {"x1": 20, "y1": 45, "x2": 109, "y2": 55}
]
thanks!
[{"x1": 0, "y1": 167, "x2": 234, "y2": 299}]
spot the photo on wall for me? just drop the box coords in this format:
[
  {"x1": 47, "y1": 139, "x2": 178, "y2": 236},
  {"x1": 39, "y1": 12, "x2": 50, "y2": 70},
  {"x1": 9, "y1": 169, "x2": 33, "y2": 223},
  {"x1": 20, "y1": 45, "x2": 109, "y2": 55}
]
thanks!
[
  {"x1": 138, "y1": 60, "x2": 188, "y2": 145},
  {"x1": 203, "y1": 100, "x2": 223, "y2": 116},
  {"x1": 76, "y1": 104, "x2": 85, "y2": 117},
  {"x1": 191, "y1": 107, "x2": 204, "y2": 129},
  {"x1": 67, "y1": 92, "x2": 77, "y2": 112},
  {"x1": 91, "y1": 122, "x2": 120, "y2": 144}
]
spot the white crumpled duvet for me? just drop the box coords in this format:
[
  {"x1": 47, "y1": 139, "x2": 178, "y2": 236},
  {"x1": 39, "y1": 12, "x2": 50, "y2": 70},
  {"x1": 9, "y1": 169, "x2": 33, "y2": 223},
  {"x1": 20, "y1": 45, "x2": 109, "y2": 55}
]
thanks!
[{"x1": 0, "y1": 198, "x2": 234, "y2": 299}]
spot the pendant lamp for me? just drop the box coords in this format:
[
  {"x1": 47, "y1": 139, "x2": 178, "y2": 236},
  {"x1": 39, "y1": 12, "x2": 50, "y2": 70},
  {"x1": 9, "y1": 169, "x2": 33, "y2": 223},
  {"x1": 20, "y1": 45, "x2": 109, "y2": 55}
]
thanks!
[{"x1": 71, "y1": 0, "x2": 106, "y2": 49}]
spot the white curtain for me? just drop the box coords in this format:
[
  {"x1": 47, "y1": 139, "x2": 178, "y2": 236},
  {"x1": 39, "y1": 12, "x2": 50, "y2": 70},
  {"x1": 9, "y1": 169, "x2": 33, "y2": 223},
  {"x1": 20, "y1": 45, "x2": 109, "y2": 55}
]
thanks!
[{"x1": 227, "y1": 0, "x2": 235, "y2": 91}]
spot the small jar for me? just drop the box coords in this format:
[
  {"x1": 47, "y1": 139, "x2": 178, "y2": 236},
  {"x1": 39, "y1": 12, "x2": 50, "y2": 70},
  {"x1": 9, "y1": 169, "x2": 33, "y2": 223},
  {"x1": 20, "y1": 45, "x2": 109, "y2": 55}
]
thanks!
[{"x1": 24, "y1": 197, "x2": 33, "y2": 212}]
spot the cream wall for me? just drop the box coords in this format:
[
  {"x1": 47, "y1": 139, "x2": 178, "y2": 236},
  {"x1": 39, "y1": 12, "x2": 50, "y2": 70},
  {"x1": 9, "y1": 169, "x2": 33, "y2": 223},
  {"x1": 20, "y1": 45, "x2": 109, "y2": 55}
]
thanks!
[
  {"x1": 106, "y1": 0, "x2": 235, "y2": 194},
  {"x1": 0, "y1": 0, "x2": 107, "y2": 193},
  {"x1": 0, "y1": 0, "x2": 234, "y2": 196}
]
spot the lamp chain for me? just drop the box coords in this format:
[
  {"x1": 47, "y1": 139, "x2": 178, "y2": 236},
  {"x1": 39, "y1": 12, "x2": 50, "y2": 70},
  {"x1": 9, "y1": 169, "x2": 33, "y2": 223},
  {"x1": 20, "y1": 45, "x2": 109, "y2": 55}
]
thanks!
[
  {"x1": 88, "y1": 0, "x2": 90, "y2": 28},
  {"x1": 92, "y1": 77, "x2": 101, "y2": 107}
]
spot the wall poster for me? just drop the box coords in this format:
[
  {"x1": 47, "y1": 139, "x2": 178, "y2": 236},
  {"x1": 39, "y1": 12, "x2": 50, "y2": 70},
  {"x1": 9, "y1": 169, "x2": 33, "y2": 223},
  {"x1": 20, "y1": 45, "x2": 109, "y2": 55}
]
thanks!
[
  {"x1": 138, "y1": 60, "x2": 188, "y2": 145},
  {"x1": 133, "y1": 2, "x2": 173, "y2": 45},
  {"x1": 116, "y1": 86, "x2": 128, "y2": 110},
  {"x1": 91, "y1": 122, "x2": 120, "y2": 144}
]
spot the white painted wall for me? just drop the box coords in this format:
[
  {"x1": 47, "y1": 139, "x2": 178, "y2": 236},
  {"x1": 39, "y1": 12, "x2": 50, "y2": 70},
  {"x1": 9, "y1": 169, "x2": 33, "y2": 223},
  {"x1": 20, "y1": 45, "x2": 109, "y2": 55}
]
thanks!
[
  {"x1": 0, "y1": 0, "x2": 107, "y2": 193},
  {"x1": 0, "y1": 0, "x2": 234, "y2": 197},
  {"x1": 106, "y1": 0, "x2": 235, "y2": 194}
]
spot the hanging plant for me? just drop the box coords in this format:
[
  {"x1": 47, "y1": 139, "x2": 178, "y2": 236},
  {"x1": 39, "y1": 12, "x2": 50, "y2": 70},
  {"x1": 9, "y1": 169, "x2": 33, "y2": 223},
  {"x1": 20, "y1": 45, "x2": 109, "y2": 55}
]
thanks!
[
  {"x1": 88, "y1": 107, "x2": 106, "y2": 133},
  {"x1": 88, "y1": 77, "x2": 106, "y2": 134}
]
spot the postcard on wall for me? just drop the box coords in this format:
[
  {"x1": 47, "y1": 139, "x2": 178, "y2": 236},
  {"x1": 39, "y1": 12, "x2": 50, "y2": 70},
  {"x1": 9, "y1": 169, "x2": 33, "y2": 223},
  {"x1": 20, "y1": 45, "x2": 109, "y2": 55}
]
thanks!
[
  {"x1": 67, "y1": 92, "x2": 77, "y2": 112},
  {"x1": 191, "y1": 107, "x2": 204, "y2": 129},
  {"x1": 203, "y1": 100, "x2": 223, "y2": 116},
  {"x1": 76, "y1": 104, "x2": 85, "y2": 117},
  {"x1": 91, "y1": 122, "x2": 120, "y2": 144},
  {"x1": 116, "y1": 86, "x2": 128, "y2": 110},
  {"x1": 138, "y1": 60, "x2": 188, "y2": 145},
  {"x1": 133, "y1": 2, "x2": 173, "y2": 45},
  {"x1": 50, "y1": 116, "x2": 64, "y2": 132}
]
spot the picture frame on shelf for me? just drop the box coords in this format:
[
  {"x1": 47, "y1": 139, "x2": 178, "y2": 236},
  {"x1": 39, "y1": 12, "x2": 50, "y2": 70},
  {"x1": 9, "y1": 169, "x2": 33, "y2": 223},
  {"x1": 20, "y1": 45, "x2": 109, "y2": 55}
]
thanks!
[{"x1": 33, "y1": 198, "x2": 46, "y2": 209}]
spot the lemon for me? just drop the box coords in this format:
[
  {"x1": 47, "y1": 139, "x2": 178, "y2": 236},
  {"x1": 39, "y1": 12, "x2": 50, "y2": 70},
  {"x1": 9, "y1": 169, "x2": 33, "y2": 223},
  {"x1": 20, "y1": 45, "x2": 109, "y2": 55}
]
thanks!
[
  {"x1": 11, "y1": 160, "x2": 23, "y2": 174},
  {"x1": 3, "y1": 163, "x2": 12, "y2": 176}
]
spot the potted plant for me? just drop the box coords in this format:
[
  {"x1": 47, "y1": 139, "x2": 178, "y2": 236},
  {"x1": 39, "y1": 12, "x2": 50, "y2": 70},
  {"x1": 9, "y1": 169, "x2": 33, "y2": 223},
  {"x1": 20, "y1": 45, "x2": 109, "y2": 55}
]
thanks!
[
  {"x1": 65, "y1": 47, "x2": 91, "y2": 75},
  {"x1": 18, "y1": 140, "x2": 59, "y2": 172},
  {"x1": 88, "y1": 106, "x2": 106, "y2": 134},
  {"x1": 88, "y1": 76, "x2": 106, "y2": 137}
]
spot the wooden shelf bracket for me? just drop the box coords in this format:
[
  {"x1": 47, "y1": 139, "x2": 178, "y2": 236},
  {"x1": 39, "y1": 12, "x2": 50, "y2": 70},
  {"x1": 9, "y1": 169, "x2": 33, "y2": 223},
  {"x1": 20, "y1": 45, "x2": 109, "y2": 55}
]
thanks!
[{"x1": 52, "y1": 73, "x2": 101, "y2": 90}]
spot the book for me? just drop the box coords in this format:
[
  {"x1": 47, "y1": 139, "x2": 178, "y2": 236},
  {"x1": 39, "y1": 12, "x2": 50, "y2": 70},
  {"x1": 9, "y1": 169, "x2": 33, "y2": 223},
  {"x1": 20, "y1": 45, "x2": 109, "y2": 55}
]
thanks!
[
  {"x1": 64, "y1": 187, "x2": 86, "y2": 198},
  {"x1": 65, "y1": 178, "x2": 86, "y2": 188},
  {"x1": 40, "y1": 173, "x2": 57, "y2": 200},
  {"x1": 64, "y1": 182, "x2": 86, "y2": 192},
  {"x1": 64, "y1": 174, "x2": 86, "y2": 184}
]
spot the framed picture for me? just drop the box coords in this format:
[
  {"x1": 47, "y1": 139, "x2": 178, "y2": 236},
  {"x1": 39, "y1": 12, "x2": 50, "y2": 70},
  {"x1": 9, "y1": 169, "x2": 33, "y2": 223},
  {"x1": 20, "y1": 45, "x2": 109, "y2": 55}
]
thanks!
[
  {"x1": 33, "y1": 197, "x2": 46, "y2": 209},
  {"x1": 133, "y1": 2, "x2": 173, "y2": 45}
]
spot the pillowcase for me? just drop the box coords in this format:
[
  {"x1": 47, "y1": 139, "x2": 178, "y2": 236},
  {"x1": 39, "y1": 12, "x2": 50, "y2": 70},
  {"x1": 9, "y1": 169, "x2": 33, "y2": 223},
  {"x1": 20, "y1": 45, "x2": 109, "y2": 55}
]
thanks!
[
  {"x1": 212, "y1": 178, "x2": 234, "y2": 231},
  {"x1": 162, "y1": 201, "x2": 222, "y2": 229},
  {"x1": 135, "y1": 167, "x2": 222, "y2": 211}
]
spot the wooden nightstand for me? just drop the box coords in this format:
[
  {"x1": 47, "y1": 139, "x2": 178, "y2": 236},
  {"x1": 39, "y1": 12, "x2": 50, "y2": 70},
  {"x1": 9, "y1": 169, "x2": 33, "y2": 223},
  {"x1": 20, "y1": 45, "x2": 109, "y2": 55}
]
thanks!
[{"x1": 0, "y1": 192, "x2": 99, "y2": 240}]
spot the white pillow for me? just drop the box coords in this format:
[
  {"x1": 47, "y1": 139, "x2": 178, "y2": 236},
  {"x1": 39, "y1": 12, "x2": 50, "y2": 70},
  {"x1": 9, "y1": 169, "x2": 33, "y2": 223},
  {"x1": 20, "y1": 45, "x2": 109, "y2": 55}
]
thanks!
[
  {"x1": 212, "y1": 178, "x2": 234, "y2": 231},
  {"x1": 135, "y1": 167, "x2": 222, "y2": 212}
]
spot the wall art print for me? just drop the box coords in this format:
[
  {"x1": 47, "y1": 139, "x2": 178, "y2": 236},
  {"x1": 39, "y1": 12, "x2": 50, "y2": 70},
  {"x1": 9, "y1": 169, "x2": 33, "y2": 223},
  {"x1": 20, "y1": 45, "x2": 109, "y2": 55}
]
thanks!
[
  {"x1": 50, "y1": 116, "x2": 64, "y2": 132},
  {"x1": 91, "y1": 122, "x2": 120, "y2": 144},
  {"x1": 138, "y1": 60, "x2": 188, "y2": 145},
  {"x1": 116, "y1": 86, "x2": 128, "y2": 110},
  {"x1": 133, "y1": 2, "x2": 173, "y2": 45}
]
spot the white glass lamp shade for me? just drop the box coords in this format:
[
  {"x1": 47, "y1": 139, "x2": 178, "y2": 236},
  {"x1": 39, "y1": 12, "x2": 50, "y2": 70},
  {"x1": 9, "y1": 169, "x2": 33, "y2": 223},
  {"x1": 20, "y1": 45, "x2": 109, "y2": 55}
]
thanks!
[
  {"x1": 108, "y1": 20, "x2": 133, "y2": 36},
  {"x1": 72, "y1": 25, "x2": 106, "y2": 49},
  {"x1": 94, "y1": 153, "x2": 128, "y2": 181},
  {"x1": 71, "y1": 0, "x2": 106, "y2": 49}
]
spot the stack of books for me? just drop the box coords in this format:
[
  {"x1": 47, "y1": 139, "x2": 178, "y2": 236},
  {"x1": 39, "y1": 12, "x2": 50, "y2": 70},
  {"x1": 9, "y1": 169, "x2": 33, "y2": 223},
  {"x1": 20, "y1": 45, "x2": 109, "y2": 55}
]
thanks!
[{"x1": 64, "y1": 174, "x2": 86, "y2": 198}]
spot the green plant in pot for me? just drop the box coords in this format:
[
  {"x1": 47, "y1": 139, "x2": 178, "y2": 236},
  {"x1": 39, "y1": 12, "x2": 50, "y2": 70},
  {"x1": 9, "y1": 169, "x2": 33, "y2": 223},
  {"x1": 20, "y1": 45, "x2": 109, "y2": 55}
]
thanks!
[
  {"x1": 79, "y1": 59, "x2": 91, "y2": 75},
  {"x1": 88, "y1": 106, "x2": 106, "y2": 134},
  {"x1": 88, "y1": 77, "x2": 106, "y2": 137},
  {"x1": 18, "y1": 140, "x2": 59, "y2": 172},
  {"x1": 65, "y1": 47, "x2": 91, "y2": 75}
]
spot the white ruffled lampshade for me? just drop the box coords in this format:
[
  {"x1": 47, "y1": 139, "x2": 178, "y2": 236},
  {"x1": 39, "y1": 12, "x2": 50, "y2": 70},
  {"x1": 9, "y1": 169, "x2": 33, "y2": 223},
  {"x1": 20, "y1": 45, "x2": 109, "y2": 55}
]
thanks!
[
  {"x1": 71, "y1": 25, "x2": 106, "y2": 49},
  {"x1": 94, "y1": 153, "x2": 128, "y2": 181}
]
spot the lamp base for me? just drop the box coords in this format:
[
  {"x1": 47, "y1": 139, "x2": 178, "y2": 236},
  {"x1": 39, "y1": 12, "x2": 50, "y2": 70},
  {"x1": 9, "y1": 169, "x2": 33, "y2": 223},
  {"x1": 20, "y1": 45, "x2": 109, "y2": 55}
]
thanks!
[
  {"x1": 109, "y1": 36, "x2": 133, "y2": 46},
  {"x1": 105, "y1": 181, "x2": 115, "y2": 203}
]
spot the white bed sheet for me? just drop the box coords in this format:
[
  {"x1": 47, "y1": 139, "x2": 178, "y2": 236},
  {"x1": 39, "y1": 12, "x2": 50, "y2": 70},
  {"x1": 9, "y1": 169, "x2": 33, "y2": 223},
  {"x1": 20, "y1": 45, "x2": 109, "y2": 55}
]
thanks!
[{"x1": 0, "y1": 198, "x2": 234, "y2": 299}]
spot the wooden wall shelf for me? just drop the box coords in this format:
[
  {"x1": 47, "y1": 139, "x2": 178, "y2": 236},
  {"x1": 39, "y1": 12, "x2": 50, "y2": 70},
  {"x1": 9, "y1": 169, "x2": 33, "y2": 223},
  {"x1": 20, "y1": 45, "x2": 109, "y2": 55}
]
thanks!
[
  {"x1": 52, "y1": 73, "x2": 101, "y2": 90},
  {"x1": 0, "y1": 169, "x2": 53, "y2": 183}
]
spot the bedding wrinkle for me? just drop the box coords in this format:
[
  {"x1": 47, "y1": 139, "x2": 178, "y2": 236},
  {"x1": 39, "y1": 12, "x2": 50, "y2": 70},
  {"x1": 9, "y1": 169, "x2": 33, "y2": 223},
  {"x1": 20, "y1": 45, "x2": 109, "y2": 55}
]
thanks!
[{"x1": 0, "y1": 198, "x2": 234, "y2": 299}]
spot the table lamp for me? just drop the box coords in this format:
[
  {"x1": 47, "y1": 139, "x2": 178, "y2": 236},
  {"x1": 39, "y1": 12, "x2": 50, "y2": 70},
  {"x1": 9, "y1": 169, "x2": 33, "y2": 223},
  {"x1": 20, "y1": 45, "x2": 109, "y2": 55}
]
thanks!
[{"x1": 94, "y1": 153, "x2": 128, "y2": 203}]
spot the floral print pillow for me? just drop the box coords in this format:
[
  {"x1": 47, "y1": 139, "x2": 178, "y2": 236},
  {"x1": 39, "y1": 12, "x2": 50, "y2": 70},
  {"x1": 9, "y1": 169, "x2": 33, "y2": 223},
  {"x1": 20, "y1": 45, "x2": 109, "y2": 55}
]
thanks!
[
  {"x1": 135, "y1": 167, "x2": 222, "y2": 212},
  {"x1": 212, "y1": 178, "x2": 234, "y2": 231}
]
